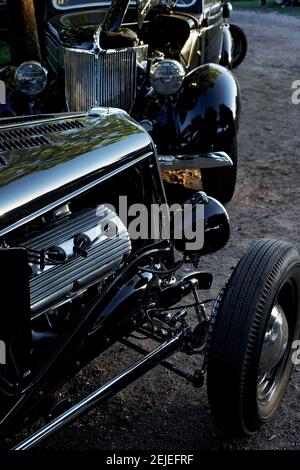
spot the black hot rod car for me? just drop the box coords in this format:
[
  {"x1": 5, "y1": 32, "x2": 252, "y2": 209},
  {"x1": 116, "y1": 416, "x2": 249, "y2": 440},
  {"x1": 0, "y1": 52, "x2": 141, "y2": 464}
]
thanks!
[
  {"x1": 0, "y1": 109, "x2": 299, "y2": 449},
  {"x1": 0, "y1": 0, "x2": 246, "y2": 203}
]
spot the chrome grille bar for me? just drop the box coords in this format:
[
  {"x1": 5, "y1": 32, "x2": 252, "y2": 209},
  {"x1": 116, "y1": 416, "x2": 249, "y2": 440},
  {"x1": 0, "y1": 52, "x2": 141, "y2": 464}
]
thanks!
[{"x1": 64, "y1": 50, "x2": 97, "y2": 112}]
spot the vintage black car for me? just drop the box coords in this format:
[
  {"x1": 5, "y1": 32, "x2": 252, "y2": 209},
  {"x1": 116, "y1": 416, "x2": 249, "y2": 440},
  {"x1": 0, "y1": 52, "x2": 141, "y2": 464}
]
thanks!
[
  {"x1": 0, "y1": 109, "x2": 299, "y2": 448},
  {"x1": 0, "y1": 0, "x2": 244, "y2": 203}
]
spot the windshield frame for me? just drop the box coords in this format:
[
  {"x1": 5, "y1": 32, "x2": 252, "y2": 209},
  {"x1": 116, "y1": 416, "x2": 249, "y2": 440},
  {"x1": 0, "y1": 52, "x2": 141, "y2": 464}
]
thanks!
[
  {"x1": 52, "y1": 0, "x2": 199, "y2": 10},
  {"x1": 175, "y1": 0, "x2": 199, "y2": 8},
  {"x1": 52, "y1": 0, "x2": 112, "y2": 9}
]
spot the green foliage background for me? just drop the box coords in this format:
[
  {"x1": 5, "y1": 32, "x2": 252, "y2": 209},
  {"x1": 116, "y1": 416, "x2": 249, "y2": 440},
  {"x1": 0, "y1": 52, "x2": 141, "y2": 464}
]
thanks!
[
  {"x1": 233, "y1": 0, "x2": 300, "y2": 16},
  {"x1": 0, "y1": 40, "x2": 10, "y2": 66}
]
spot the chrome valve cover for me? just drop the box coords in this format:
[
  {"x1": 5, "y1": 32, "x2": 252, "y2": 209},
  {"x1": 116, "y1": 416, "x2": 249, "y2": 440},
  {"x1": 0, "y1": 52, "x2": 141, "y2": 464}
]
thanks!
[{"x1": 22, "y1": 205, "x2": 131, "y2": 314}]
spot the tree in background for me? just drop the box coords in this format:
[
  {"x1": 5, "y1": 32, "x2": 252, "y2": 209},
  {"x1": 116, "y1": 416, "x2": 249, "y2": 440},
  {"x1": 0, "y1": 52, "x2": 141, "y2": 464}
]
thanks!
[{"x1": 6, "y1": 0, "x2": 42, "y2": 64}]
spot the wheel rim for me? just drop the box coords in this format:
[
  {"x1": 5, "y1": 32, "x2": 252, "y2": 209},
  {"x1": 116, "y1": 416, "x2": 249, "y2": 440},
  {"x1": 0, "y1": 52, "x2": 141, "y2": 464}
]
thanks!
[
  {"x1": 257, "y1": 304, "x2": 289, "y2": 405},
  {"x1": 257, "y1": 280, "x2": 295, "y2": 408}
]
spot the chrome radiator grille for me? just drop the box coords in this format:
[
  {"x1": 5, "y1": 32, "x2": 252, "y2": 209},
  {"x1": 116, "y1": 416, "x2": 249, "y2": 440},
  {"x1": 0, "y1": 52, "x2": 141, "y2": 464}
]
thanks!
[{"x1": 64, "y1": 46, "x2": 147, "y2": 113}]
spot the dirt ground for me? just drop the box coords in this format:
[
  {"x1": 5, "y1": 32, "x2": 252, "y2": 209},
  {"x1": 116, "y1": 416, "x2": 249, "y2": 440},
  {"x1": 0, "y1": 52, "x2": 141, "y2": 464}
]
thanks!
[{"x1": 14, "y1": 10, "x2": 300, "y2": 450}]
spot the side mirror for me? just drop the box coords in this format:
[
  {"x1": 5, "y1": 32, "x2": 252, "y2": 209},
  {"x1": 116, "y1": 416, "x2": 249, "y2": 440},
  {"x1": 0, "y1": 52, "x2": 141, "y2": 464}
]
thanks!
[{"x1": 171, "y1": 192, "x2": 230, "y2": 256}]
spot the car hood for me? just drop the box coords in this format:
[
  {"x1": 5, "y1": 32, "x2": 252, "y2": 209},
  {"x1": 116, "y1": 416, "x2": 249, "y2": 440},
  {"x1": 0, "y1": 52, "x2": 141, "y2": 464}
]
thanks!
[{"x1": 0, "y1": 108, "x2": 153, "y2": 234}]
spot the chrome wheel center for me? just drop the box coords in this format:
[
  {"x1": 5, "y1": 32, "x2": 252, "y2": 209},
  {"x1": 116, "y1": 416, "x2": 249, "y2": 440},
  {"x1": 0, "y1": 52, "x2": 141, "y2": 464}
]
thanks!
[
  {"x1": 259, "y1": 305, "x2": 289, "y2": 375},
  {"x1": 257, "y1": 304, "x2": 289, "y2": 405}
]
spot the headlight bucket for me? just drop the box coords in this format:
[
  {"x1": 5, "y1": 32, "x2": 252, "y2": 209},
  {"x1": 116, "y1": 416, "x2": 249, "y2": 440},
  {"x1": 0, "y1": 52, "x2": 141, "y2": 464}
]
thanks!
[
  {"x1": 15, "y1": 61, "x2": 48, "y2": 96},
  {"x1": 150, "y1": 60, "x2": 185, "y2": 95}
]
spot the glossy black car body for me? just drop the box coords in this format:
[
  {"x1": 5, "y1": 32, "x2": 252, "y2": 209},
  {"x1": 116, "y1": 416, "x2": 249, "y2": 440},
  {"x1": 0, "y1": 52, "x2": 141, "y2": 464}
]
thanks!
[
  {"x1": 0, "y1": 0, "x2": 241, "y2": 202},
  {"x1": 1, "y1": 108, "x2": 299, "y2": 448},
  {"x1": 0, "y1": 108, "x2": 229, "y2": 445}
]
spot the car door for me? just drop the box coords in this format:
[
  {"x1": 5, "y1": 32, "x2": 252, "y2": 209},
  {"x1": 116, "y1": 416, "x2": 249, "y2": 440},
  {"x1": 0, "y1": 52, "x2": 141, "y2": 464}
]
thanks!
[{"x1": 202, "y1": 0, "x2": 223, "y2": 64}]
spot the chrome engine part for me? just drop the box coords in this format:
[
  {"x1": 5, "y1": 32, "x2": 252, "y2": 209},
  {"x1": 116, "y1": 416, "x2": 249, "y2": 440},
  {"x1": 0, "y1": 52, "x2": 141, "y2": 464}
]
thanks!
[{"x1": 21, "y1": 205, "x2": 131, "y2": 314}]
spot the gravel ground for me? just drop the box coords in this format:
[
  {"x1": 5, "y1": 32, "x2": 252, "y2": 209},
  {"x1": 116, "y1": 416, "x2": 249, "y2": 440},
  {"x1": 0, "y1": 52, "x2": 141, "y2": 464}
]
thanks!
[{"x1": 11, "y1": 10, "x2": 300, "y2": 450}]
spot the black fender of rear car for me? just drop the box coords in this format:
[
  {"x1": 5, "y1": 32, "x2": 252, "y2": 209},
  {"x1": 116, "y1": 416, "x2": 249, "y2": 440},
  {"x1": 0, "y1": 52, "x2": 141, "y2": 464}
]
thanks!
[{"x1": 132, "y1": 62, "x2": 241, "y2": 155}]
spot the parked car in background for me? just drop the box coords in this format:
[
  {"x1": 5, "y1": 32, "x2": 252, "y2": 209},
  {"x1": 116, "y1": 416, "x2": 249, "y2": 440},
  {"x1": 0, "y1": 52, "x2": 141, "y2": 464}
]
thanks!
[
  {"x1": 222, "y1": 0, "x2": 247, "y2": 68},
  {"x1": 0, "y1": 0, "x2": 245, "y2": 202}
]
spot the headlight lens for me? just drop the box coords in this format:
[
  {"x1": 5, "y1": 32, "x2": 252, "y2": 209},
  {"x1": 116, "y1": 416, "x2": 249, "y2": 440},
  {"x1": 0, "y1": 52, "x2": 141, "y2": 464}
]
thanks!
[
  {"x1": 150, "y1": 60, "x2": 185, "y2": 95},
  {"x1": 15, "y1": 61, "x2": 48, "y2": 96}
]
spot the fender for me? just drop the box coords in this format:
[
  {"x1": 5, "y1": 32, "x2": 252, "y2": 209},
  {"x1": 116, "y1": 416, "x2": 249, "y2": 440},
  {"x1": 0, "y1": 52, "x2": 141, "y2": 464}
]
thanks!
[
  {"x1": 0, "y1": 67, "x2": 17, "y2": 118},
  {"x1": 220, "y1": 24, "x2": 232, "y2": 68},
  {"x1": 0, "y1": 67, "x2": 36, "y2": 118},
  {"x1": 132, "y1": 63, "x2": 240, "y2": 155},
  {"x1": 0, "y1": 67, "x2": 65, "y2": 118}
]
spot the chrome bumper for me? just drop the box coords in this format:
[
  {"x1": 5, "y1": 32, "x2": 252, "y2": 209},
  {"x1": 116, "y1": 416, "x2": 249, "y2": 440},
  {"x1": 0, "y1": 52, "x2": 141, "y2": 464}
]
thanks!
[{"x1": 158, "y1": 152, "x2": 233, "y2": 170}]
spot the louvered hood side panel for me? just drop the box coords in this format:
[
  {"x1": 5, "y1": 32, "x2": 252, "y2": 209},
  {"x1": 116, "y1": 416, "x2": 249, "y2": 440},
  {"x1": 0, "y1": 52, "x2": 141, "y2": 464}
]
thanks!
[{"x1": 0, "y1": 120, "x2": 85, "y2": 152}]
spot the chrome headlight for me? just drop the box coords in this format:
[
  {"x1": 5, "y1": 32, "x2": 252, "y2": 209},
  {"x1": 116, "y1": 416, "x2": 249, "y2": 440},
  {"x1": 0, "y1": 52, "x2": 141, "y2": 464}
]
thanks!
[
  {"x1": 150, "y1": 60, "x2": 185, "y2": 95},
  {"x1": 15, "y1": 61, "x2": 48, "y2": 96}
]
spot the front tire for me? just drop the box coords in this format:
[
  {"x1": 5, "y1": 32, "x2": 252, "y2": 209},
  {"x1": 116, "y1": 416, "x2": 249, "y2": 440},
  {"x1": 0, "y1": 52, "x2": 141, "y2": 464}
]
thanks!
[
  {"x1": 207, "y1": 239, "x2": 300, "y2": 435},
  {"x1": 230, "y1": 24, "x2": 247, "y2": 68},
  {"x1": 201, "y1": 137, "x2": 238, "y2": 204}
]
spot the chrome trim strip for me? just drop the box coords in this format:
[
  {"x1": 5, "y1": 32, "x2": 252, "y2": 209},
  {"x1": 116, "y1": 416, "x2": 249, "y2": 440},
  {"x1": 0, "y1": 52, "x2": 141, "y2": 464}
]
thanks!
[
  {"x1": 175, "y1": 0, "x2": 198, "y2": 9},
  {"x1": 52, "y1": 0, "x2": 113, "y2": 10},
  {"x1": 158, "y1": 152, "x2": 233, "y2": 170},
  {"x1": 52, "y1": 0, "x2": 137, "y2": 9},
  {"x1": 0, "y1": 108, "x2": 122, "y2": 131}
]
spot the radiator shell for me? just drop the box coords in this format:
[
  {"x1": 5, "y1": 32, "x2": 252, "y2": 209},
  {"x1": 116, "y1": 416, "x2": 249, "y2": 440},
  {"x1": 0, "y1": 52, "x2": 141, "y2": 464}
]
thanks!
[{"x1": 63, "y1": 45, "x2": 148, "y2": 113}]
